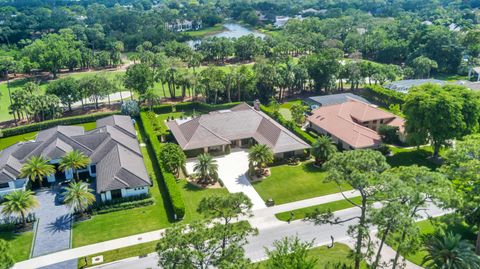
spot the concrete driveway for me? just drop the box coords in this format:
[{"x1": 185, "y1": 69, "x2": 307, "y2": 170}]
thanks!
[{"x1": 186, "y1": 150, "x2": 267, "y2": 210}]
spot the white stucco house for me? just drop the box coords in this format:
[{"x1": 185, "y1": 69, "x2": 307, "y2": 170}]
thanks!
[{"x1": 0, "y1": 115, "x2": 151, "y2": 202}]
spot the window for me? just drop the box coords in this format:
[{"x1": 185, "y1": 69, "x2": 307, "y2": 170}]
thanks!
[
  {"x1": 0, "y1": 182, "x2": 9, "y2": 189},
  {"x1": 90, "y1": 165, "x2": 96, "y2": 174}
]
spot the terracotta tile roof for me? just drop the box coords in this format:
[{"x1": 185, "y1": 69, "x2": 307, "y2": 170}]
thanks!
[{"x1": 307, "y1": 100, "x2": 404, "y2": 149}]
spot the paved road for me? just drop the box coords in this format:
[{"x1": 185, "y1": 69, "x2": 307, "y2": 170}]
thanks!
[
  {"x1": 186, "y1": 150, "x2": 266, "y2": 210},
  {"x1": 88, "y1": 203, "x2": 446, "y2": 269}
]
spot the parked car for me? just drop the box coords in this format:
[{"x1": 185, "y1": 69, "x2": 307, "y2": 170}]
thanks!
[{"x1": 56, "y1": 187, "x2": 68, "y2": 204}]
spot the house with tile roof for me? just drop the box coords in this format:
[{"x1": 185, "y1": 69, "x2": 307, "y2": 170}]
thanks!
[
  {"x1": 166, "y1": 103, "x2": 310, "y2": 158},
  {"x1": 307, "y1": 100, "x2": 405, "y2": 150},
  {"x1": 0, "y1": 115, "x2": 151, "y2": 202}
]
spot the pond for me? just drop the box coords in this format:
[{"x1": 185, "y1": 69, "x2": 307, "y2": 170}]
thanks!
[{"x1": 187, "y1": 23, "x2": 266, "y2": 48}]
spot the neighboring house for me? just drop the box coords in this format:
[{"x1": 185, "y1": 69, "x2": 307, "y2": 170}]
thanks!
[
  {"x1": 304, "y1": 93, "x2": 370, "y2": 109},
  {"x1": 384, "y1": 79, "x2": 445, "y2": 93},
  {"x1": 166, "y1": 103, "x2": 310, "y2": 159},
  {"x1": 166, "y1": 20, "x2": 202, "y2": 32},
  {"x1": 307, "y1": 100, "x2": 405, "y2": 150},
  {"x1": 0, "y1": 115, "x2": 151, "y2": 202}
]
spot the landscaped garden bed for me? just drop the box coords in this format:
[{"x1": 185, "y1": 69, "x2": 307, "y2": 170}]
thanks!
[{"x1": 252, "y1": 162, "x2": 350, "y2": 205}]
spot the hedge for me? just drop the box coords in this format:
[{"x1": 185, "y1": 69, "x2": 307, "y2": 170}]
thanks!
[
  {"x1": 359, "y1": 85, "x2": 406, "y2": 108},
  {"x1": 1, "y1": 111, "x2": 119, "y2": 138},
  {"x1": 260, "y1": 105, "x2": 316, "y2": 145},
  {"x1": 92, "y1": 197, "x2": 155, "y2": 215},
  {"x1": 140, "y1": 111, "x2": 186, "y2": 219},
  {"x1": 148, "y1": 102, "x2": 245, "y2": 114}
]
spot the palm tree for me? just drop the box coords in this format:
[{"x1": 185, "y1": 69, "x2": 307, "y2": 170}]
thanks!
[
  {"x1": 19, "y1": 155, "x2": 55, "y2": 188},
  {"x1": 193, "y1": 153, "x2": 218, "y2": 184},
  {"x1": 139, "y1": 89, "x2": 161, "y2": 110},
  {"x1": 1, "y1": 190, "x2": 39, "y2": 226},
  {"x1": 311, "y1": 136, "x2": 337, "y2": 166},
  {"x1": 63, "y1": 182, "x2": 95, "y2": 217},
  {"x1": 59, "y1": 150, "x2": 91, "y2": 182},
  {"x1": 422, "y1": 232, "x2": 480, "y2": 269},
  {"x1": 248, "y1": 144, "x2": 274, "y2": 172}
]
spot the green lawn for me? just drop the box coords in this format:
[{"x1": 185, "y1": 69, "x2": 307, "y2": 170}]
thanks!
[
  {"x1": 387, "y1": 146, "x2": 441, "y2": 170},
  {"x1": 0, "y1": 226, "x2": 34, "y2": 262},
  {"x1": 186, "y1": 25, "x2": 225, "y2": 38},
  {"x1": 253, "y1": 243, "x2": 367, "y2": 268},
  {"x1": 179, "y1": 179, "x2": 229, "y2": 222},
  {"x1": 387, "y1": 214, "x2": 476, "y2": 266},
  {"x1": 275, "y1": 196, "x2": 362, "y2": 222},
  {"x1": 265, "y1": 99, "x2": 302, "y2": 121},
  {"x1": 0, "y1": 122, "x2": 96, "y2": 151},
  {"x1": 252, "y1": 162, "x2": 350, "y2": 205}
]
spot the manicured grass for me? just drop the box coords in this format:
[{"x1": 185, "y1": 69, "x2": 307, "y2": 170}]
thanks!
[
  {"x1": 186, "y1": 25, "x2": 225, "y2": 38},
  {"x1": 387, "y1": 146, "x2": 441, "y2": 170},
  {"x1": 275, "y1": 196, "x2": 362, "y2": 222},
  {"x1": 0, "y1": 226, "x2": 34, "y2": 262},
  {"x1": 266, "y1": 99, "x2": 302, "y2": 121},
  {"x1": 77, "y1": 240, "x2": 158, "y2": 268},
  {"x1": 252, "y1": 162, "x2": 350, "y2": 205},
  {"x1": 72, "y1": 143, "x2": 172, "y2": 247},
  {"x1": 253, "y1": 243, "x2": 367, "y2": 268},
  {"x1": 179, "y1": 179, "x2": 229, "y2": 222},
  {"x1": 0, "y1": 122, "x2": 96, "y2": 151},
  {"x1": 387, "y1": 214, "x2": 476, "y2": 266}
]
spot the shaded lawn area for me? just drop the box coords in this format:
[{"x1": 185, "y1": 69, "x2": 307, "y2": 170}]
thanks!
[
  {"x1": 252, "y1": 162, "x2": 350, "y2": 205},
  {"x1": 275, "y1": 196, "x2": 362, "y2": 222},
  {"x1": 253, "y1": 243, "x2": 367, "y2": 269},
  {"x1": 0, "y1": 226, "x2": 34, "y2": 262},
  {"x1": 0, "y1": 122, "x2": 96, "y2": 151},
  {"x1": 387, "y1": 146, "x2": 441, "y2": 170},
  {"x1": 387, "y1": 214, "x2": 476, "y2": 266},
  {"x1": 72, "y1": 144, "x2": 172, "y2": 247},
  {"x1": 179, "y1": 179, "x2": 230, "y2": 222}
]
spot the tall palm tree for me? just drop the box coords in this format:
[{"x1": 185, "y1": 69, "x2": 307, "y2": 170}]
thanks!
[
  {"x1": 63, "y1": 182, "x2": 95, "y2": 217},
  {"x1": 311, "y1": 136, "x2": 337, "y2": 166},
  {"x1": 423, "y1": 232, "x2": 480, "y2": 269},
  {"x1": 19, "y1": 155, "x2": 55, "y2": 188},
  {"x1": 59, "y1": 150, "x2": 91, "y2": 182},
  {"x1": 139, "y1": 89, "x2": 161, "y2": 110},
  {"x1": 1, "y1": 190, "x2": 39, "y2": 226},
  {"x1": 193, "y1": 153, "x2": 218, "y2": 184},
  {"x1": 248, "y1": 144, "x2": 274, "y2": 172}
]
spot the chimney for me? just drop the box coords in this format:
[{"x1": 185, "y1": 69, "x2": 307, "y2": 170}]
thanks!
[{"x1": 253, "y1": 99, "x2": 261, "y2": 110}]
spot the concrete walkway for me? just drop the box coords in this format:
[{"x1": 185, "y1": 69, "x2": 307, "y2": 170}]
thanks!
[
  {"x1": 70, "y1": 91, "x2": 132, "y2": 109},
  {"x1": 186, "y1": 150, "x2": 267, "y2": 210}
]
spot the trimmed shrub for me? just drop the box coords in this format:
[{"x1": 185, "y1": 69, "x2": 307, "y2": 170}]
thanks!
[
  {"x1": 92, "y1": 197, "x2": 155, "y2": 215},
  {"x1": 359, "y1": 85, "x2": 405, "y2": 108},
  {"x1": 2, "y1": 111, "x2": 119, "y2": 138},
  {"x1": 140, "y1": 111, "x2": 186, "y2": 219}
]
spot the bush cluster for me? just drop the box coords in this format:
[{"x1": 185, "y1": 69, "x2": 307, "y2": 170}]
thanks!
[
  {"x1": 140, "y1": 111, "x2": 186, "y2": 219},
  {"x1": 148, "y1": 102, "x2": 244, "y2": 114},
  {"x1": 360, "y1": 85, "x2": 405, "y2": 108},
  {"x1": 92, "y1": 197, "x2": 155, "y2": 215},
  {"x1": 2, "y1": 111, "x2": 119, "y2": 138}
]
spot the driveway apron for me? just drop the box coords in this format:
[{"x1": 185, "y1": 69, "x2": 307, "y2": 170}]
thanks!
[{"x1": 186, "y1": 150, "x2": 267, "y2": 210}]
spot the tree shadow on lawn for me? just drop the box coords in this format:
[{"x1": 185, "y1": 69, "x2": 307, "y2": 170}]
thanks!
[
  {"x1": 301, "y1": 162, "x2": 325, "y2": 173},
  {"x1": 387, "y1": 148, "x2": 440, "y2": 170}
]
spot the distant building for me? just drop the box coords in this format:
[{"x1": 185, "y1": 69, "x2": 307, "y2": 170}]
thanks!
[
  {"x1": 384, "y1": 79, "x2": 445, "y2": 93},
  {"x1": 166, "y1": 20, "x2": 202, "y2": 32},
  {"x1": 274, "y1": 16, "x2": 291, "y2": 28}
]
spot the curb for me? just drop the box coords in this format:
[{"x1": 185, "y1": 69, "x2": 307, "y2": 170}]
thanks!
[{"x1": 29, "y1": 218, "x2": 40, "y2": 259}]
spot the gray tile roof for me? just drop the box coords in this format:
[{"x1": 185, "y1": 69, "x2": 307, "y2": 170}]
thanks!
[
  {"x1": 384, "y1": 79, "x2": 445, "y2": 93},
  {"x1": 305, "y1": 93, "x2": 370, "y2": 107},
  {"x1": 166, "y1": 103, "x2": 310, "y2": 154},
  {"x1": 0, "y1": 115, "x2": 151, "y2": 192}
]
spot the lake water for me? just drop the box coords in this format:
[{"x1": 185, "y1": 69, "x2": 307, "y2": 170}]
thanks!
[{"x1": 187, "y1": 23, "x2": 266, "y2": 47}]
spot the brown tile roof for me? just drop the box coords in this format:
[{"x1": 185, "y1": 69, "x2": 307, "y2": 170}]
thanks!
[
  {"x1": 307, "y1": 100, "x2": 404, "y2": 149},
  {"x1": 166, "y1": 103, "x2": 310, "y2": 153}
]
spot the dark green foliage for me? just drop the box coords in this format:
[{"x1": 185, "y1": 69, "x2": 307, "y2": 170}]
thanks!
[
  {"x1": 148, "y1": 102, "x2": 243, "y2": 114},
  {"x1": 140, "y1": 112, "x2": 185, "y2": 219},
  {"x1": 360, "y1": 85, "x2": 405, "y2": 108},
  {"x1": 378, "y1": 125, "x2": 399, "y2": 144},
  {"x1": 1, "y1": 112, "x2": 118, "y2": 138},
  {"x1": 92, "y1": 197, "x2": 155, "y2": 215}
]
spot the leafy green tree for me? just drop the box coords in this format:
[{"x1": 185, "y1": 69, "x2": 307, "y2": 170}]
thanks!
[
  {"x1": 378, "y1": 125, "x2": 399, "y2": 144},
  {"x1": 248, "y1": 144, "x2": 274, "y2": 172},
  {"x1": 63, "y1": 182, "x2": 95, "y2": 217},
  {"x1": 265, "y1": 236, "x2": 318, "y2": 269},
  {"x1": 193, "y1": 153, "x2": 218, "y2": 185},
  {"x1": 302, "y1": 48, "x2": 342, "y2": 93},
  {"x1": 0, "y1": 239, "x2": 14, "y2": 269},
  {"x1": 422, "y1": 232, "x2": 480, "y2": 269},
  {"x1": 311, "y1": 136, "x2": 337, "y2": 166},
  {"x1": 411, "y1": 56, "x2": 438, "y2": 78},
  {"x1": 124, "y1": 63, "x2": 154, "y2": 96},
  {"x1": 59, "y1": 150, "x2": 91, "y2": 181},
  {"x1": 156, "y1": 221, "x2": 253, "y2": 269},
  {"x1": 19, "y1": 156, "x2": 55, "y2": 188},
  {"x1": 1, "y1": 190, "x2": 39, "y2": 226},
  {"x1": 158, "y1": 143, "x2": 186, "y2": 177},
  {"x1": 78, "y1": 74, "x2": 115, "y2": 109},
  {"x1": 290, "y1": 104, "x2": 307, "y2": 125},
  {"x1": 268, "y1": 97, "x2": 280, "y2": 115},
  {"x1": 46, "y1": 77, "x2": 81, "y2": 111},
  {"x1": 139, "y1": 89, "x2": 161, "y2": 110},
  {"x1": 307, "y1": 150, "x2": 389, "y2": 269}
]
